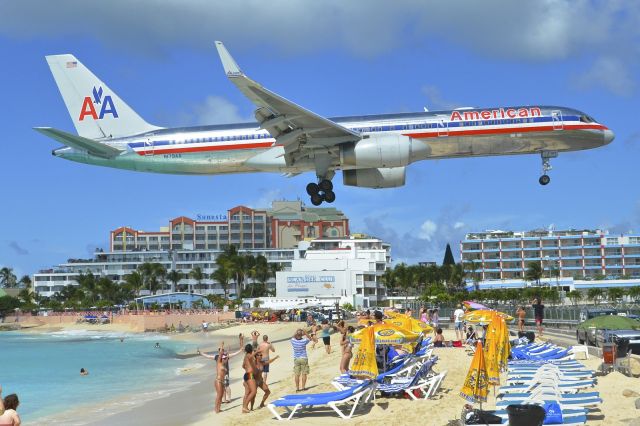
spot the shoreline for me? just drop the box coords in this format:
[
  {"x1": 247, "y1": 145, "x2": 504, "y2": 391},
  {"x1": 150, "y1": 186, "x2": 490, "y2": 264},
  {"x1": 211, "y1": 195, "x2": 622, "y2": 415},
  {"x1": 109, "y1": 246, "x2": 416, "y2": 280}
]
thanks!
[{"x1": 25, "y1": 321, "x2": 303, "y2": 425}]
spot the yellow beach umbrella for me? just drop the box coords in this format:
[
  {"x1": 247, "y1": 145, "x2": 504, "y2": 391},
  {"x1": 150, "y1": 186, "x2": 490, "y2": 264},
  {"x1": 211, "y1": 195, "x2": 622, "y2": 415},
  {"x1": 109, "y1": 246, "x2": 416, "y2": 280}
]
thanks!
[
  {"x1": 349, "y1": 322, "x2": 421, "y2": 345},
  {"x1": 348, "y1": 326, "x2": 378, "y2": 379},
  {"x1": 460, "y1": 341, "x2": 489, "y2": 404},
  {"x1": 358, "y1": 318, "x2": 375, "y2": 327},
  {"x1": 463, "y1": 309, "x2": 514, "y2": 324},
  {"x1": 383, "y1": 315, "x2": 433, "y2": 334},
  {"x1": 483, "y1": 311, "x2": 501, "y2": 385},
  {"x1": 384, "y1": 309, "x2": 401, "y2": 318}
]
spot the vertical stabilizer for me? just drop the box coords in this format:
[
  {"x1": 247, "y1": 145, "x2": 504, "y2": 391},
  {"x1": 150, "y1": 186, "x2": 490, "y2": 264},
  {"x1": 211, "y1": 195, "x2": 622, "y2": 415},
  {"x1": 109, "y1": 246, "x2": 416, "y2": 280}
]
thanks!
[{"x1": 45, "y1": 54, "x2": 161, "y2": 139}]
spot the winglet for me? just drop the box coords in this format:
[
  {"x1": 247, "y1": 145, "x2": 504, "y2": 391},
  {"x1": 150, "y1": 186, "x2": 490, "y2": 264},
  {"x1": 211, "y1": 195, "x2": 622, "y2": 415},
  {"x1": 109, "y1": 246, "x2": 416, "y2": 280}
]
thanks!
[{"x1": 215, "y1": 41, "x2": 243, "y2": 77}]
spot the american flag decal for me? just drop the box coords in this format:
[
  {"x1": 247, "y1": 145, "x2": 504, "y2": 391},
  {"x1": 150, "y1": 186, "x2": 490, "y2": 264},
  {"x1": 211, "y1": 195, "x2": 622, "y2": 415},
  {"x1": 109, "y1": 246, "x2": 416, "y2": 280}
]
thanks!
[{"x1": 66, "y1": 61, "x2": 77, "y2": 68}]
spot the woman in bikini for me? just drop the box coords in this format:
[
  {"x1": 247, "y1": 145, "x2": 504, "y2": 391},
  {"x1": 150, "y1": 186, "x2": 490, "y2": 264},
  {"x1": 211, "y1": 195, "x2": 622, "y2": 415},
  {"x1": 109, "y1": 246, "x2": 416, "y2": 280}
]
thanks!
[
  {"x1": 198, "y1": 343, "x2": 228, "y2": 413},
  {"x1": 339, "y1": 325, "x2": 355, "y2": 373},
  {"x1": 250, "y1": 352, "x2": 280, "y2": 410},
  {"x1": 241, "y1": 344, "x2": 258, "y2": 413}
]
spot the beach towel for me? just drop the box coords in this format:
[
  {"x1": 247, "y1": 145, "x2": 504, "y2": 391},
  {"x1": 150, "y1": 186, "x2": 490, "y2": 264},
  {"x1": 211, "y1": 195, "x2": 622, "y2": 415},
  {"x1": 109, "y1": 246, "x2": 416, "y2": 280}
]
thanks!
[{"x1": 349, "y1": 326, "x2": 378, "y2": 379}]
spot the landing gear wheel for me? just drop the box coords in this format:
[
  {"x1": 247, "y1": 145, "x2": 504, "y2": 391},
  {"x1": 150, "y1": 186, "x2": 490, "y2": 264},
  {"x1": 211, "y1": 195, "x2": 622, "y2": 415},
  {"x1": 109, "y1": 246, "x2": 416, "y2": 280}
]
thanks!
[
  {"x1": 306, "y1": 182, "x2": 319, "y2": 196},
  {"x1": 539, "y1": 175, "x2": 551, "y2": 185},
  {"x1": 310, "y1": 193, "x2": 323, "y2": 206},
  {"x1": 323, "y1": 190, "x2": 336, "y2": 203},
  {"x1": 318, "y1": 179, "x2": 333, "y2": 192}
]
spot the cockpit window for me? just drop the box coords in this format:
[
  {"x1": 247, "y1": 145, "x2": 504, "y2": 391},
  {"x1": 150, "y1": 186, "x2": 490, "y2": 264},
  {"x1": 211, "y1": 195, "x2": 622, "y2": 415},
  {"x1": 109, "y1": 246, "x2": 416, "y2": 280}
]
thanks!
[{"x1": 580, "y1": 115, "x2": 596, "y2": 123}]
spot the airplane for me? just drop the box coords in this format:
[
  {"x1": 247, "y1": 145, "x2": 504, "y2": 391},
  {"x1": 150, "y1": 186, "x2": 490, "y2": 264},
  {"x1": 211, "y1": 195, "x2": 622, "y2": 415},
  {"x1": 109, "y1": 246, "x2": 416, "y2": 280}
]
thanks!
[{"x1": 36, "y1": 41, "x2": 614, "y2": 206}]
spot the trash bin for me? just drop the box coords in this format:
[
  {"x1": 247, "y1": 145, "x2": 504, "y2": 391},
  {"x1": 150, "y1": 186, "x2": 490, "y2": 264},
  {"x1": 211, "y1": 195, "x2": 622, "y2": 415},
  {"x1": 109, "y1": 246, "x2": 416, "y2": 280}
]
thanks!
[
  {"x1": 235, "y1": 310, "x2": 242, "y2": 319},
  {"x1": 506, "y1": 404, "x2": 546, "y2": 426},
  {"x1": 602, "y1": 342, "x2": 616, "y2": 364}
]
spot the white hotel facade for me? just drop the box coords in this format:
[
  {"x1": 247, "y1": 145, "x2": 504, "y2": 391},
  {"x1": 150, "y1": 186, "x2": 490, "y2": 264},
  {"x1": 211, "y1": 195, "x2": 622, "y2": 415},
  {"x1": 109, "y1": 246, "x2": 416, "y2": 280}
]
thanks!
[{"x1": 461, "y1": 229, "x2": 640, "y2": 291}]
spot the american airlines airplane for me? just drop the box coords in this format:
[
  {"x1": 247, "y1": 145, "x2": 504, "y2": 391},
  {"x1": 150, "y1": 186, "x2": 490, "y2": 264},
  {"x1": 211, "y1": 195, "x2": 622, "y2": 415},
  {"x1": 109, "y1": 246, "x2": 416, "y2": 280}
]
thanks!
[{"x1": 37, "y1": 41, "x2": 614, "y2": 205}]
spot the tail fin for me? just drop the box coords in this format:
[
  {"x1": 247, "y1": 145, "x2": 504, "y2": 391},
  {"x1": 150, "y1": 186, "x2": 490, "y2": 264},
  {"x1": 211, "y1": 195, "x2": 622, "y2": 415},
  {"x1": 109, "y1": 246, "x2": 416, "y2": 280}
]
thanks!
[{"x1": 45, "y1": 54, "x2": 162, "y2": 139}]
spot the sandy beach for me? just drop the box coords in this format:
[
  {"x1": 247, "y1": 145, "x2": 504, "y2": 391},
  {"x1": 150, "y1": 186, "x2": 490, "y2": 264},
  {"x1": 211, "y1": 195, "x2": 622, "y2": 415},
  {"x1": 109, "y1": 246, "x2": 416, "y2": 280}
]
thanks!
[{"x1": 16, "y1": 321, "x2": 640, "y2": 425}]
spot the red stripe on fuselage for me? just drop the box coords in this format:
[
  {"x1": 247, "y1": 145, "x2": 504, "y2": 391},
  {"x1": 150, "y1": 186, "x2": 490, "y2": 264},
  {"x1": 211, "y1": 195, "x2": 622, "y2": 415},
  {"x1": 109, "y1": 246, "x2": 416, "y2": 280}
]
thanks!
[
  {"x1": 403, "y1": 123, "x2": 607, "y2": 139},
  {"x1": 135, "y1": 141, "x2": 276, "y2": 156}
]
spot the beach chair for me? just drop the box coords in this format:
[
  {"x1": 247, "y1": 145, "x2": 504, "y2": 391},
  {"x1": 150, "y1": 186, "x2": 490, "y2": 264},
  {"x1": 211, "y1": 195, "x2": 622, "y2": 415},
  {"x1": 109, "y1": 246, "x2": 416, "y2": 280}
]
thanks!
[
  {"x1": 375, "y1": 361, "x2": 442, "y2": 399},
  {"x1": 496, "y1": 382, "x2": 602, "y2": 408},
  {"x1": 505, "y1": 370, "x2": 594, "y2": 385},
  {"x1": 267, "y1": 381, "x2": 375, "y2": 421},
  {"x1": 497, "y1": 378, "x2": 594, "y2": 395}
]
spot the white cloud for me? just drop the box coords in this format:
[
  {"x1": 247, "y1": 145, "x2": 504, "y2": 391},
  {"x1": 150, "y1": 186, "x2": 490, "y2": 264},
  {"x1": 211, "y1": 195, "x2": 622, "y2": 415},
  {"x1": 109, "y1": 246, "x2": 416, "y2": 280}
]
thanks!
[
  {"x1": 421, "y1": 86, "x2": 459, "y2": 111},
  {"x1": 454, "y1": 222, "x2": 465, "y2": 230},
  {"x1": 193, "y1": 96, "x2": 249, "y2": 125},
  {"x1": 419, "y1": 220, "x2": 438, "y2": 241},
  {"x1": 574, "y1": 57, "x2": 635, "y2": 96},
  {"x1": 1, "y1": 1, "x2": 638, "y2": 95}
]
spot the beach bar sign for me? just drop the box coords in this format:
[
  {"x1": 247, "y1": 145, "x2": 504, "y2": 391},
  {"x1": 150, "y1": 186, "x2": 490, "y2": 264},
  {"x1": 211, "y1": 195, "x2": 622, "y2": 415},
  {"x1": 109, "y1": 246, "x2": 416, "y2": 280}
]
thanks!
[{"x1": 285, "y1": 274, "x2": 336, "y2": 293}]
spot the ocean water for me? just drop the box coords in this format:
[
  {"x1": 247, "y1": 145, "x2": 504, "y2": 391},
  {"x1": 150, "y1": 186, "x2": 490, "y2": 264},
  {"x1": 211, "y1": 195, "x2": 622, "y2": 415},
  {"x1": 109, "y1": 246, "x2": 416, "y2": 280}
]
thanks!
[{"x1": 0, "y1": 330, "x2": 202, "y2": 423}]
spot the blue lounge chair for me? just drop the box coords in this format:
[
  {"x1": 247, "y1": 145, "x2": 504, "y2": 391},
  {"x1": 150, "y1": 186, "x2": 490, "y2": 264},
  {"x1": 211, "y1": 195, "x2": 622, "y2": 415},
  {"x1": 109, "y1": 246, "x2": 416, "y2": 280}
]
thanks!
[{"x1": 267, "y1": 381, "x2": 375, "y2": 420}]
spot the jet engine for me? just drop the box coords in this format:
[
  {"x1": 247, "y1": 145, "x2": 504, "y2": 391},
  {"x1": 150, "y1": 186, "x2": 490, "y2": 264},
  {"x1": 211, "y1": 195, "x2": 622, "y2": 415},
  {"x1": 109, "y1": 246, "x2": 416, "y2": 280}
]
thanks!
[
  {"x1": 342, "y1": 167, "x2": 406, "y2": 188},
  {"x1": 340, "y1": 134, "x2": 411, "y2": 168}
]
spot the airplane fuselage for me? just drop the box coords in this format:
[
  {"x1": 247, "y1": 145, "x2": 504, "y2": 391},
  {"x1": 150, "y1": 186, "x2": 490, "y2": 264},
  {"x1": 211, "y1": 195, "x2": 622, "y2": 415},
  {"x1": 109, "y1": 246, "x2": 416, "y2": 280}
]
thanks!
[{"x1": 54, "y1": 105, "x2": 613, "y2": 176}]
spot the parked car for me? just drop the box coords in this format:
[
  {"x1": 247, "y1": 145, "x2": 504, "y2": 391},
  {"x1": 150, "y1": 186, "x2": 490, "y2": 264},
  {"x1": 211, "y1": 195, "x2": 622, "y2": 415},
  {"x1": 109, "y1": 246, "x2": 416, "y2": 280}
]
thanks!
[
  {"x1": 576, "y1": 323, "x2": 597, "y2": 346},
  {"x1": 576, "y1": 314, "x2": 640, "y2": 351},
  {"x1": 595, "y1": 329, "x2": 640, "y2": 354}
]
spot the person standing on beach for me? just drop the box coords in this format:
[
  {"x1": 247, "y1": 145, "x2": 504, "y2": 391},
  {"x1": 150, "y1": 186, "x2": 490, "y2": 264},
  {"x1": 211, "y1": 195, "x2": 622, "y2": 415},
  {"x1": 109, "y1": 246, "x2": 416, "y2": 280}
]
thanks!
[
  {"x1": 197, "y1": 344, "x2": 227, "y2": 413},
  {"x1": 250, "y1": 330, "x2": 260, "y2": 351},
  {"x1": 0, "y1": 385, "x2": 21, "y2": 426},
  {"x1": 532, "y1": 298, "x2": 544, "y2": 337},
  {"x1": 320, "y1": 319, "x2": 332, "y2": 354},
  {"x1": 250, "y1": 352, "x2": 280, "y2": 410},
  {"x1": 517, "y1": 306, "x2": 526, "y2": 333},
  {"x1": 202, "y1": 333, "x2": 244, "y2": 405},
  {"x1": 338, "y1": 325, "x2": 355, "y2": 373},
  {"x1": 453, "y1": 304, "x2": 465, "y2": 341},
  {"x1": 291, "y1": 329, "x2": 316, "y2": 392},
  {"x1": 241, "y1": 344, "x2": 258, "y2": 414},
  {"x1": 431, "y1": 308, "x2": 440, "y2": 334},
  {"x1": 257, "y1": 335, "x2": 275, "y2": 384}
]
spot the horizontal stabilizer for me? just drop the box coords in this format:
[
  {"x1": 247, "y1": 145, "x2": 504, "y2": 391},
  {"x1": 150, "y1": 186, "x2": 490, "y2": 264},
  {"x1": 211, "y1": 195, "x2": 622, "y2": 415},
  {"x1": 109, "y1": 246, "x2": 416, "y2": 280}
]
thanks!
[{"x1": 34, "y1": 127, "x2": 122, "y2": 159}]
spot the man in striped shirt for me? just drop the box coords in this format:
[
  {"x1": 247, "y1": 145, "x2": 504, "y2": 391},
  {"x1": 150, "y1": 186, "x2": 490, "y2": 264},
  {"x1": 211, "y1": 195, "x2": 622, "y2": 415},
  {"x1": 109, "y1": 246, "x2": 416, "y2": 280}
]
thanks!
[{"x1": 291, "y1": 328, "x2": 316, "y2": 392}]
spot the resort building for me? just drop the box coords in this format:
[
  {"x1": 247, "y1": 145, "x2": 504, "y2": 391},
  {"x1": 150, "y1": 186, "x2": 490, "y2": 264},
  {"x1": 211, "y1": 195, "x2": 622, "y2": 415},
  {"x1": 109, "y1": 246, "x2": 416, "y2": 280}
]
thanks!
[
  {"x1": 461, "y1": 228, "x2": 640, "y2": 291},
  {"x1": 33, "y1": 247, "x2": 301, "y2": 298},
  {"x1": 275, "y1": 236, "x2": 391, "y2": 309},
  {"x1": 109, "y1": 200, "x2": 349, "y2": 252}
]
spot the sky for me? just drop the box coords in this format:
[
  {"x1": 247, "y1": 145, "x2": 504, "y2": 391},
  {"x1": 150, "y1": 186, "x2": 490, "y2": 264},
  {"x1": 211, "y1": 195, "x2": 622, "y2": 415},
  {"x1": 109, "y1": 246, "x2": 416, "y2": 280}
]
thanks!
[{"x1": 0, "y1": 0, "x2": 639, "y2": 278}]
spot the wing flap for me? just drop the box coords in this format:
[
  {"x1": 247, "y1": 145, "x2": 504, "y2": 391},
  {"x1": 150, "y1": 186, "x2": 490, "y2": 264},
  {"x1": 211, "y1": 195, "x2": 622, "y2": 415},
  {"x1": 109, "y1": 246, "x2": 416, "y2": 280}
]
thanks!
[
  {"x1": 34, "y1": 127, "x2": 122, "y2": 159},
  {"x1": 214, "y1": 41, "x2": 360, "y2": 153}
]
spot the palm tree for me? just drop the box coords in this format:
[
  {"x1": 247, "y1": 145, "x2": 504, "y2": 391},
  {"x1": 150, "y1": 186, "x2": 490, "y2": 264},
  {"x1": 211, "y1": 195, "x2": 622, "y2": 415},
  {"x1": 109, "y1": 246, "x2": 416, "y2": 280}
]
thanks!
[
  {"x1": 138, "y1": 262, "x2": 166, "y2": 295},
  {"x1": 525, "y1": 262, "x2": 543, "y2": 286},
  {"x1": 76, "y1": 272, "x2": 99, "y2": 305},
  {"x1": 166, "y1": 269, "x2": 183, "y2": 293},
  {"x1": 125, "y1": 271, "x2": 144, "y2": 297},
  {"x1": 18, "y1": 275, "x2": 32, "y2": 289},
  {"x1": 627, "y1": 285, "x2": 640, "y2": 303},
  {"x1": 393, "y1": 263, "x2": 414, "y2": 308},
  {"x1": 250, "y1": 255, "x2": 271, "y2": 297},
  {"x1": 0, "y1": 267, "x2": 17, "y2": 288},
  {"x1": 212, "y1": 263, "x2": 232, "y2": 299},
  {"x1": 18, "y1": 288, "x2": 34, "y2": 305},
  {"x1": 587, "y1": 288, "x2": 604, "y2": 305},
  {"x1": 606, "y1": 287, "x2": 625, "y2": 304},
  {"x1": 381, "y1": 268, "x2": 397, "y2": 297},
  {"x1": 567, "y1": 290, "x2": 582, "y2": 307},
  {"x1": 97, "y1": 277, "x2": 119, "y2": 304},
  {"x1": 189, "y1": 267, "x2": 206, "y2": 294}
]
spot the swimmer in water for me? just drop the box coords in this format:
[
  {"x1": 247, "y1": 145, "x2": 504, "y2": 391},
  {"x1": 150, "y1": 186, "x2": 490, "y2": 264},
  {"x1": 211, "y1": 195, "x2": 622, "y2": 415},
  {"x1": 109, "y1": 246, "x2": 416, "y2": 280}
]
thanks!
[
  {"x1": 155, "y1": 342, "x2": 160, "y2": 348},
  {"x1": 80, "y1": 368, "x2": 89, "y2": 376}
]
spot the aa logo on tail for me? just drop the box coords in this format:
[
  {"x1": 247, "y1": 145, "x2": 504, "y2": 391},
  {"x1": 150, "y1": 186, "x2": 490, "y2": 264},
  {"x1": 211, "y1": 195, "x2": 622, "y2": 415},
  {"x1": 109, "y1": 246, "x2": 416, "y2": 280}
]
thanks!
[{"x1": 79, "y1": 86, "x2": 118, "y2": 121}]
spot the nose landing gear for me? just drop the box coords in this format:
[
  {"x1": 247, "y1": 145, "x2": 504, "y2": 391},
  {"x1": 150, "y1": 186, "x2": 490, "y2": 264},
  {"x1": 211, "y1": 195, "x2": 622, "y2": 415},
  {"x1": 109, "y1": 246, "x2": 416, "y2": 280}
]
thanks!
[
  {"x1": 306, "y1": 179, "x2": 335, "y2": 205},
  {"x1": 539, "y1": 151, "x2": 557, "y2": 186}
]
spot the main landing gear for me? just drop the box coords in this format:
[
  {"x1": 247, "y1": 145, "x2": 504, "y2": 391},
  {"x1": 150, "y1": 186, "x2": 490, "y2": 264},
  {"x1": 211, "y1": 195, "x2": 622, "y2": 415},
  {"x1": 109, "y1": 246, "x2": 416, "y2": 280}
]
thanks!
[
  {"x1": 538, "y1": 151, "x2": 557, "y2": 186},
  {"x1": 306, "y1": 179, "x2": 335, "y2": 206}
]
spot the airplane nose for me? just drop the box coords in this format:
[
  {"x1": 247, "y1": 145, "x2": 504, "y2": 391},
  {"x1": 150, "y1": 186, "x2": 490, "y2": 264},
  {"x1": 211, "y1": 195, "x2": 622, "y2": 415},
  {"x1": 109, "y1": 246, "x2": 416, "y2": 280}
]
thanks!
[{"x1": 603, "y1": 129, "x2": 615, "y2": 145}]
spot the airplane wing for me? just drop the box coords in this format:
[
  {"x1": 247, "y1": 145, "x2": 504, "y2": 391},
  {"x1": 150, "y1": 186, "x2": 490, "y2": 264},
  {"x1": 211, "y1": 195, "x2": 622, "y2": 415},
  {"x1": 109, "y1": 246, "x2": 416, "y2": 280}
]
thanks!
[
  {"x1": 34, "y1": 127, "x2": 122, "y2": 159},
  {"x1": 215, "y1": 41, "x2": 361, "y2": 166}
]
